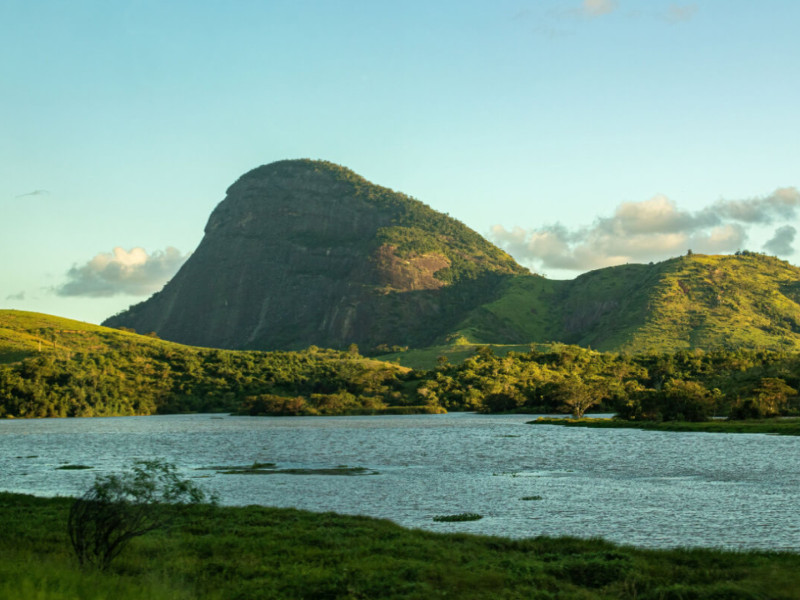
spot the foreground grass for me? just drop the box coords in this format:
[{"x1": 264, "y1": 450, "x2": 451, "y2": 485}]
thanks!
[
  {"x1": 530, "y1": 416, "x2": 800, "y2": 436},
  {"x1": 2, "y1": 493, "x2": 800, "y2": 599}
]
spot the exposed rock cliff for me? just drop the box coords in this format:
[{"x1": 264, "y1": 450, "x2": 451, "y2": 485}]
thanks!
[{"x1": 103, "y1": 160, "x2": 527, "y2": 350}]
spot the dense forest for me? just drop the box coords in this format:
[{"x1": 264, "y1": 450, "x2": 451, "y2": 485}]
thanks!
[
  {"x1": 0, "y1": 342, "x2": 427, "y2": 418},
  {"x1": 1, "y1": 309, "x2": 798, "y2": 421},
  {"x1": 417, "y1": 344, "x2": 799, "y2": 420}
]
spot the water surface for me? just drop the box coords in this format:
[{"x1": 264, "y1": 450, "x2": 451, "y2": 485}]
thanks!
[{"x1": 1, "y1": 413, "x2": 798, "y2": 550}]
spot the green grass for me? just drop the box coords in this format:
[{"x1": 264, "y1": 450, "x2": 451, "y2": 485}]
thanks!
[
  {"x1": 3, "y1": 492, "x2": 800, "y2": 599},
  {"x1": 0, "y1": 309, "x2": 181, "y2": 365},
  {"x1": 530, "y1": 416, "x2": 800, "y2": 435}
]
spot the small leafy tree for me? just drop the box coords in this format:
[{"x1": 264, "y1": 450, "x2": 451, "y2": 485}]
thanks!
[
  {"x1": 557, "y1": 375, "x2": 603, "y2": 418},
  {"x1": 68, "y1": 459, "x2": 213, "y2": 570}
]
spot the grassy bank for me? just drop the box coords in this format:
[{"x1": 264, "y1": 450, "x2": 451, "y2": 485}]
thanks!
[
  {"x1": 2, "y1": 493, "x2": 800, "y2": 599},
  {"x1": 529, "y1": 416, "x2": 800, "y2": 435}
]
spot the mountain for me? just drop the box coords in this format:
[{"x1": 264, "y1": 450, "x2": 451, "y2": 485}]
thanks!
[
  {"x1": 102, "y1": 160, "x2": 800, "y2": 356},
  {"x1": 103, "y1": 160, "x2": 527, "y2": 351},
  {"x1": 448, "y1": 251, "x2": 800, "y2": 353}
]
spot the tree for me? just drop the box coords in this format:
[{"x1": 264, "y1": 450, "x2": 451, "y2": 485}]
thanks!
[
  {"x1": 557, "y1": 375, "x2": 602, "y2": 418},
  {"x1": 731, "y1": 377, "x2": 797, "y2": 419},
  {"x1": 662, "y1": 379, "x2": 714, "y2": 421},
  {"x1": 68, "y1": 460, "x2": 213, "y2": 570}
]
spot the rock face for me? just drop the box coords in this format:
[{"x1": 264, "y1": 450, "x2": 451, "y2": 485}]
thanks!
[{"x1": 103, "y1": 160, "x2": 527, "y2": 350}]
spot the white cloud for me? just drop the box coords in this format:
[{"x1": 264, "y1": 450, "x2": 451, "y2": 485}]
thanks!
[
  {"x1": 56, "y1": 246, "x2": 188, "y2": 297},
  {"x1": 491, "y1": 188, "x2": 798, "y2": 272},
  {"x1": 5, "y1": 291, "x2": 25, "y2": 301}
]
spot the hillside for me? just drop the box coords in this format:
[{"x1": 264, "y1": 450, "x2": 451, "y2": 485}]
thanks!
[
  {"x1": 0, "y1": 310, "x2": 415, "y2": 418},
  {"x1": 104, "y1": 160, "x2": 527, "y2": 352},
  {"x1": 442, "y1": 253, "x2": 800, "y2": 355}
]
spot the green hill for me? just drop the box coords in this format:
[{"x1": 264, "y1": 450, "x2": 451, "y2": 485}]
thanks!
[
  {"x1": 0, "y1": 310, "x2": 417, "y2": 418},
  {"x1": 440, "y1": 252, "x2": 800, "y2": 354}
]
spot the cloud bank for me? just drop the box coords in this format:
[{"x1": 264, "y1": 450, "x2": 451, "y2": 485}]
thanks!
[
  {"x1": 490, "y1": 188, "x2": 800, "y2": 272},
  {"x1": 56, "y1": 247, "x2": 188, "y2": 297}
]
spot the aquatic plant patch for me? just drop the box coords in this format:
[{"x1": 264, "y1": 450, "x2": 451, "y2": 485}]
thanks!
[
  {"x1": 433, "y1": 513, "x2": 484, "y2": 522},
  {"x1": 201, "y1": 463, "x2": 379, "y2": 476}
]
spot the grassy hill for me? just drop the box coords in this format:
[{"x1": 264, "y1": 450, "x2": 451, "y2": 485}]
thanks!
[
  {"x1": 447, "y1": 252, "x2": 800, "y2": 353},
  {"x1": 0, "y1": 310, "x2": 417, "y2": 418},
  {"x1": 0, "y1": 310, "x2": 171, "y2": 364}
]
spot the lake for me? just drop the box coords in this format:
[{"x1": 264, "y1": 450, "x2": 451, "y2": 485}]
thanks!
[{"x1": 1, "y1": 412, "x2": 798, "y2": 551}]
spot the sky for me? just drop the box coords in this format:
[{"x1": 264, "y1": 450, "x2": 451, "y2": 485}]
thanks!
[{"x1": 2, "y1": 0, "x2": 799, "y2": 325}]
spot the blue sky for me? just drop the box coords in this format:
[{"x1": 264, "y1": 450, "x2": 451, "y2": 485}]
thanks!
[{"x1": 2, "y1": 0, "x2": 799, "y2": 324}]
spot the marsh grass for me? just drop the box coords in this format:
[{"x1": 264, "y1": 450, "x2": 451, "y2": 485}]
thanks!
[
  {"x1": 432, "y1": 513, "x2": 484, "y2": 522},
  {"x1": 530, "y1": 416, "x2": 800, "y2": 436},
  {"x1": 204, "y1": 463, "x2": 379, "y2": 476},
  {"x1": 2, "y1": 492, "x2": 800, "y2": 599}
]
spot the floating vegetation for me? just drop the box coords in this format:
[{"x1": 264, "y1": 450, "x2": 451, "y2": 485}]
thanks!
[
  {"x1": 432, "y1": 513, "x2": 483, "y2": 522},
  {"x1": 197, "y1": 462, "x2": 276, "y2": 471},
  {"x1": 56, "y1": 464, "x2": 93, "y2": 470},
  {"x1": 201, "y1": 463, "x2": 378, "y2": 476},
  {"x1": 521, "y1": 495, "x2": 543, "y2": 501},
  {"x1": 15, "y1": 455, "x2": 38, "y2": 459}
]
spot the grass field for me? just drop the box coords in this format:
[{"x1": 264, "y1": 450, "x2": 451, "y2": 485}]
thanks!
[{"x1": 2, "y1": 492, "x2": 800, "y2": 599}]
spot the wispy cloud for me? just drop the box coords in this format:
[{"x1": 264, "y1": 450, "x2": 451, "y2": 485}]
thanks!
[
  {"x1": 664, "y1": 3, "x2": 698, "y2": 23},
  {"x1": 56, "y1": 246, "x2": 188, "y2": 297},
  {"x1": 14, "y1": 189, "x2": 50, "y2": 199},
  {"x1": 579, "y1": 0, "x2": 618, "y2": 18},
  {"x1": 5, "y1": 291, "x2": 25, "y2": 301},
  {"x1": 491, "y1": 188, "x2": 800, "y2": 272}
]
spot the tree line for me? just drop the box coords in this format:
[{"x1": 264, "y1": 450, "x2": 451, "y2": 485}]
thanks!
[{"x1": 1, "y1": 341, "x2": 797, "y2": 420}]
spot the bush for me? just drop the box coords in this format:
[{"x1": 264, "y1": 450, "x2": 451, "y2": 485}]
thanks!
[{"x1": 67, "y1": 459, "x2": 213, "y2": 570}]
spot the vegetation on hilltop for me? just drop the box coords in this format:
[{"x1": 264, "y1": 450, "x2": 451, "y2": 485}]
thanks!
[
  {"x1": 234, "y1": 159, "x2": 527, "y2": 284},
  {"x1": 315, "y1": 159, "x2": 528, "y2": 282}
]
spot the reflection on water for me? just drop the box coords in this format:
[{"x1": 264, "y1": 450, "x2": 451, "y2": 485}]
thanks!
[{"x1": 1, "y1": 412, "x2": 798, "y2": 550}]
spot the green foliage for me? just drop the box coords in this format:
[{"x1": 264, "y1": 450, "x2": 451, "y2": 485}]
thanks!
[
  {"x1": 3, "y1": 309, "x2": 800, "y2": 422},
  {"x1": 3, "y1": 492, "x2": 800, "y2": 599},
  {"x1": 416, "y1": 343, "x2": 800, "y2": 420},
  {"x1": 68, "y1": 460, "x2": 213, "y2": 570},
  {"x1": 0, "y1": 310, "x2": 414, "y2": 418}
]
